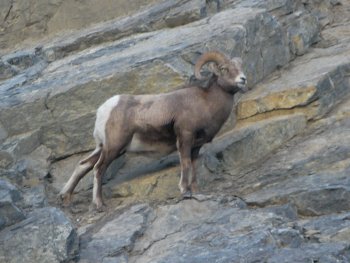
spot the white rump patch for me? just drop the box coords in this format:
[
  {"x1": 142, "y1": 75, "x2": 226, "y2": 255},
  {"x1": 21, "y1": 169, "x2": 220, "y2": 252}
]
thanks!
[{"x1": 94, "y1": 95, "x2": 120, "y2": 144}]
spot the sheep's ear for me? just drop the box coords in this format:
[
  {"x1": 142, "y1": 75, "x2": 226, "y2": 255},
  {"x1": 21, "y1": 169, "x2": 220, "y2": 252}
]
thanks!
[{"x1": 208, "y1": 63, "x2": 220, "y2": 76}]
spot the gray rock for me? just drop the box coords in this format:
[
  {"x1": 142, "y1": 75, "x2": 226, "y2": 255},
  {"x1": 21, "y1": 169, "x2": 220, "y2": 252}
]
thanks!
[
  {"x1": 163, "y1": 0, "x2": 206, "y2": 28},
  {"x1": 236, "y1": 116, "x2": 350, "y2": 216},
  {"x1": 0, "y1": 179, "x2": 21, "y2": 205},
  {"x1": 209, "y1": 114, "x2": 306, "y2": 175},
  {"x1": 0, "y1": 168, "x2": 24, "y2": 185},
  {"x1": 0, "y1": 207, "x2": 78, "y2": 263},
  {"x1": 22, "y1": 185, "x2": 48, "y2": 209},
  {"x1": 2, "y1": 130, "x2": 42, "y2": 159},
  {"x1": 223, "y1": 0, "x2": 295, "y2": 16},
  {"x1": 3, "y1": 51, "x2": 37, "y2": 70},
  {"x1": 0, "y1": 0, "x2": 166, "y2": 51},
  {"x1": 0, "y1": 151, "x2": 13, "y2": 168},
  {"x1": 0, "y1": 201, "x2": 24, "y2": 231},
  {"x1": 237, "y1": 42, "x2": 350, "y2": 120},
  {"x1": 79, "y1": 204, "x2": 151, "y2": 262},
  {"x1": 0, "y1": 61, "x2": 17, "y2": 80},
  {"x1": 300, "y1": 212, "x2": 350, "y2": 243},
  {"x1": 224, "y1": 0, "x2": 321, "y2": 57},
  {"x1": 44, "y1": 0, "x2": 209, "y2": 60},
  {"x1": 302, "y1": 0, "x2": 336, "y2": 27},
  {"x1": 0, "y1": 179, "x2": 25, "y2": 230},
  {"x1": 128, "y1": 199, "x2": 300, "y2": 263},
  {"x1": 10, "y1": 145, "x2": 52, "y2": 185},
  {"x1": 268, "y1": 243, "x2": 350, "y2": 263},
  {"x1": 0, "y1": 121, "x2": 8, "y2": 142},
  {"x1": 286, "y1": 12, "x2": 320, "y2": 56},
  {"x1": 76, "y1": 196, "x2": 350, "y2": 263},
  {"x1": 246, "y1": 169, "x2": 350, "y2": 216}
]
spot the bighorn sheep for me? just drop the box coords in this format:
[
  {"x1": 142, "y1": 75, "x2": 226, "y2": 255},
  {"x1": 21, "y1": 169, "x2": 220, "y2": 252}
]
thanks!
[{"x1": 59, "y1": 51, "x2": 247, "y2": 211}]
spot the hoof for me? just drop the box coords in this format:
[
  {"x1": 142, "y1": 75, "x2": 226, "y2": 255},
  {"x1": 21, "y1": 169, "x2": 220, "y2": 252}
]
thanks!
[
  {"x1": 57, "y1": 193, "x2": 72, "y2": 207},
  {"x1": 89, "y1": 202, "x2": 107, "y2": 213},
  {"x1": 182, "y1": 190, "x2": 192, "y2": 199},
  {"x1": 190, "y1": 183, "x2": 199, "y2": 193}
]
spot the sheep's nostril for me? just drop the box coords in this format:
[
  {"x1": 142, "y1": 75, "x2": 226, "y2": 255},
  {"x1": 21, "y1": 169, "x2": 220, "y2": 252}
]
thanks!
[{"x1": 240, "y1": 76, "x2": 247, "y2": 84}]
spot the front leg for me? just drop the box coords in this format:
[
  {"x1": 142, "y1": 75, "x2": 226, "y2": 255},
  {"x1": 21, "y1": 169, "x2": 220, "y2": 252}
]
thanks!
[
  {"x1": 190, "y1": 146, "x2": 201, "y2": 193},
  {"x1": 177, "y1": 132, "x2": 194, "y2": 198}
]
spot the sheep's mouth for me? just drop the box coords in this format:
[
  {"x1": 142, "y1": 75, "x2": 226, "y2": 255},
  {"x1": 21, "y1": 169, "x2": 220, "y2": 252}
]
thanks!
[{"x1": 236, "y1": 82, "x2": 248, "y2": 93}]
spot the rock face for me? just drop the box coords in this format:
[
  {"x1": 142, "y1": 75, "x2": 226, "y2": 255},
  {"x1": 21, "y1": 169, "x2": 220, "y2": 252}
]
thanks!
[
  {"x1": 0, "y1": 179, "x2": 25, "y2": 230},
  {"x1": 1, "y1": 0, "x2": 350, "y2": 262},
  {"x1": 0, "y1": 207, "x2": 78, "y2": 263},
  {"x1": 0, "y1": 0, "x2": 163, "y2": 51},
  {"x1": 78, "y1": 197, "x2": 350, "y2": 263}
]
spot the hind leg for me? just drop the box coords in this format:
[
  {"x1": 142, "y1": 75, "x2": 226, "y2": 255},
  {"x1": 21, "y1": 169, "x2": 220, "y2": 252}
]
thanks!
[
  {"x1": 59, "y1": 147, "x2": 100, "y2": 206},
  {"x1": 92, "y1": 144, "x2": 128, "y2": 211}
]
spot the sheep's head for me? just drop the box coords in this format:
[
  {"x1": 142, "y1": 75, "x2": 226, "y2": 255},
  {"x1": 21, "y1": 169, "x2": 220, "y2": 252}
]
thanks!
[{"x1": 194, "y1": 51, "x2": 247, "y2": 93}]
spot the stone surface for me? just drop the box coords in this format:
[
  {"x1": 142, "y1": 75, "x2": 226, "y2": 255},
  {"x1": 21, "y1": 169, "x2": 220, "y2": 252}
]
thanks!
[
  {"x1": 0, "y1": 61, "x2": 17, "y2": 80},
  {"x1": 75, "y1": 197, "x2": 350, "y2": 263},
  {"x1": 22, "y1": 185, "x2": 48, "y2": 209},
  {"x1": 0, "y1": 0, "x2": 163, "y2": 51},
  {"x1": 0, "y1": 179, "x2": 25, "y2": 230},
  {"x1": 1, "y1": 130, "x2": 42, "y2": 159},
  {"x1": 0, "y1": 207, "x2": 78, "y2": 263},
  {"x1": 212, "y1": 114, "x2": 307, "y2": 175},
  {"x1": 237, "y1": 42, "x2": 350, "y2": 120},
  {"x1": 43, "y1": 0, "x2": 210, "y2": 60},
  {"x1": 79, "y1": 204, "x2": 151, "y2": 263},
  {"x1": 18, "y1": 145, "x2": 52, "y2": 180},
  {"x1": 286, "y1": 12, "x2": 320, "y2": 56},
  {"x1": 233, "y1": 105, "x2": 350, "y2": 216},
  {"x1": 0, "y1": 151, "x2": 13, "y2": 168},
  {"x1": 110, "y1": 166, "x2": 180, "y2": 202},
  {"x1": 268, "y1": 243, "x2": 350, "y2": 263}
]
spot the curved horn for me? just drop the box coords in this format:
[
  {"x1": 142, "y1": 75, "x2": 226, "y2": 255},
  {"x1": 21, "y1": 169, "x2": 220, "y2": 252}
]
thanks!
[{"x1": 194, "y1": 51, "x2": 228, "y2": 80}]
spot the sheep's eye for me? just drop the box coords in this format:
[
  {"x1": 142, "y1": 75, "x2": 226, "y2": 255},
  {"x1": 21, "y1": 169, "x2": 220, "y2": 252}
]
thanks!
[{"x1": 220, "y1": 67, "x2": 228, "y2": 74}]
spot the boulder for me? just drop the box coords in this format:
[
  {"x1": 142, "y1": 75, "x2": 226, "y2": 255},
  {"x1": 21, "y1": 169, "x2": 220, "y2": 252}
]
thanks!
[
  {"x1": 213, "y1": 114, "x2": 306, "y2": 175},
  {"x1": 0, "y1": 179, "x2": 25, "y2": 230},
  {"x1": 0, "y1": 0, "x2": 164, "y2": 51},
  {"x1": 0, "y1": 207, "x2": 78, "y2": 263},
  {"x1": 22, "y1": 185, "x2": 48, "y2": 209},
  {"x1": 73, "y1": 196, "x2": 349, "y2": 263},
  {"x1": 235, "y1": 104, "x2": 350, "y2": 215},
  {"x1": 79, "y1": 204, "x2": 151, "y2": 262},
  {"x1": 300, "y1": 212, "x2": 350, "y2": 243},
  {"x1": 237, "y1": 43, "x2": 350, "y2": 121}
]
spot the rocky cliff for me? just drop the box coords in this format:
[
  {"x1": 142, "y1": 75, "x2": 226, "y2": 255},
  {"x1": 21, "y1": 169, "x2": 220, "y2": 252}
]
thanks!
[{"x1": 1, "y1": 0, "x2": 350, "y2": 262}]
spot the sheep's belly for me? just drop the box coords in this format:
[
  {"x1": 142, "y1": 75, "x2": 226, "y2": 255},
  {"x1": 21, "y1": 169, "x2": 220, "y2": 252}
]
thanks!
[{"x1": 126, "y1": 134, "x2": 176, "y2": 155}]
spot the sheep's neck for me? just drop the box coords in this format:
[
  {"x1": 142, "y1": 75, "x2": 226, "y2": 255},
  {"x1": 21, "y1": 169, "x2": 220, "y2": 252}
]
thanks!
[{"x1": 206, "y1": 83, "x2": 235, "y2": 123}]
